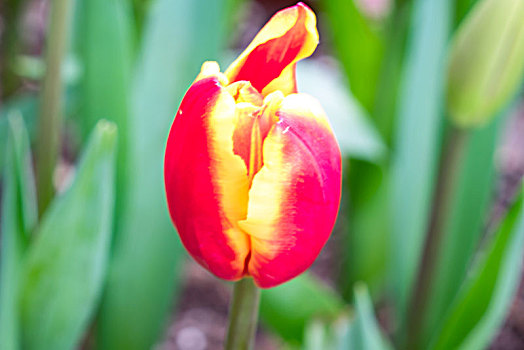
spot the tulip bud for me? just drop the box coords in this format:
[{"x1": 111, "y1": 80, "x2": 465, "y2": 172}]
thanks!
[
  {"x1": 447, "y1": 0, "x2": 524, "y2": 128},
  {"x1": 164, "y1": 3, "x2": 342, "y2": 288}
]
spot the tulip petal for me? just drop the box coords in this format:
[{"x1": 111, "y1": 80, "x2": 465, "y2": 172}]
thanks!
[
  {"x1": 238, "y1": 94, "x2": 342, "y2": 288},
  {"x1": 225, "y1": 2, "x2": 318, "y2": 95},
  {"x1": 260, "y1": 64, "x2": 297, "y2": 96},
  {"x1": 164, "y1": 77, "x2": 250, "y2": 280},
  {"x1": 232, "y1": 91, "x2": 284, "y2": 183}
]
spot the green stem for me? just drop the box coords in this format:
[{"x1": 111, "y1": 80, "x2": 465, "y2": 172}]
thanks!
[
  {"x1": 225, "y1": 277, "x2": 261, "y2": 350},
  {"x1": 406, "y1": 127, "x2": 469, "y2": 349},
  {"x1": 0, "y1": 0, "x2": 24, "y2": 98},
  {"x1": 36, "y1": 0, "x2": 72, "y2": 217}
]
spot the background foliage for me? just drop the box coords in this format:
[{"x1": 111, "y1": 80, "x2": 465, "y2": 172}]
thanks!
[{"x1": 1, "y1": 0, "x2": 524, "y2": 349}]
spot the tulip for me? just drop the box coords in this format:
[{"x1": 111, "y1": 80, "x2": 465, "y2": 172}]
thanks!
[
  {"x1": 447, "y1": 0, "x2": 524, "y2": 128},
  {"x1": 164, "y1": 2, "x2": 341, "y2": 288}
]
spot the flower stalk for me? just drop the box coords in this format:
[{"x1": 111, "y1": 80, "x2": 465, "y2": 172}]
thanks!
[
  {"x1": 36, "y1": 0, "x2": 72, "y2": 216},
  {"x1": 406, "y1": 127, "x2": 469, "y2": 348},
  {"x1": 225, "y1": 278, "x2": 261, "y2": 350}
]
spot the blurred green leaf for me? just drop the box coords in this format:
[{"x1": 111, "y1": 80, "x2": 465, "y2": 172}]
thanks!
[
  {"x1": 372, "y1": 4, "x2": 410, "y2": 142},
  {"x1": 96, "y1": 0, "x2": 232, "y2": 349},
  {"x1": 0, "y1": 89, "x2": 76, "y2": 177},
  {"x1": 74, "y1": 0, "x2": 133, "y2": 142},
  {"x1": 303, "y1": 316, "x2": 351, "y2": 350},
  {"x1": 0, "y1": 95, "x2": 39, "y2": 174},
  {"x1": 390, "y1": 0, "x2": 451, "y2": 326},
  {"x1": 341, "y1": 283, "x2": 392, "y2": 350},
  {"x1": 260, "y1": 273, "x2": 345, "y2": 344},
  {"x1": 0, "y1": 114, "x2": 38, "y2": 350},
  {"x1": 423, "y1": 114, "x2": 504, "y2": 345},
  {"x1": 447, "y1": 0, "x2": 524, "y2": 127},
  {"x1": 324, "y1": 0, "x2": 385, "y2": 113},
  {"x1": 339, "y1": 161, "x2": 390, "y2": 300},
  {"x1": 20, "y1": 121, "x2": 117, "y2": 350},
  {"x1": 74, "y1": 0, "x2": 134, "y2": 221},
  {"x1": 130, "y1": 0, "x2": 153, "y2": 41},
  {"x1": 304, "y1": 319, "x2": 330, "y2": 350},
  {"x1": 297, "y1": 59, "x2": 386, "y2": 161},
  {"x1": 302, "y1": 283, "x2": 391, "y2": 350},
  {"x1": 337, "y1": 3, "x2": 410, "y2": 298},
  {"x1": 335, "y1": 3, "x2": 410, "y2": 300},
  {"x1": 454, "y1": 0, "x2": 477, "y2": 27},
  {"x1": 431, "y1": 188, "x2": 524, "y2": 350}
]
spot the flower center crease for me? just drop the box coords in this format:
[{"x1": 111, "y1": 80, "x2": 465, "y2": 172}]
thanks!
[{"x1": 227, "y1": 81, "x2": 284, "y2": 187}]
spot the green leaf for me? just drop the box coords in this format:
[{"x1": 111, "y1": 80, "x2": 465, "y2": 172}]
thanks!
[
  {"x1": 260, "y1": 273, "x2": 345, "y2": 344},
  {"x1": 389, "y1": 0, "x2": 451, "y2": 325},
  {"x1": 0, "y1": 95, "x2": 39, "y2": 175},
  {"x1": 372, "y1": 4, "x2": 410, "y2": 143},
  {"x1": 20, "y1": 120, "x2": 117, "y2": 350},
  {"x1": 303, "y1": 316, "x2": 351, "y2": 350},
  {"x1": 302, "y1": 283, "x2": 392, "y2": 350},
  {"x1": 431, "y1": 189, "x2": 524, "y2": 349},
  {"x1": 73, "y1": 0, "x2": 134, "y2": 218},
  {"x1": 0, "y1": 90, "x2": 76, "y2": 176},
  {"x1": 454, "y1": 0, "x2": 477, "y2": 27},
  {"x1": 337, "y1": 4, "x2": 411, "y2": 299},
  {"x1": 0, "y1": 113, "x2": 38, "y2": 350},
  {"x1": 339, "y1": 160, "x2": 390, "y2": 300},
  {"x1": 422, "y1": 113, "x2": 504, "y2": 344},
  {"x1": 342, "y1": 283, "x2": 392, "y2": 350},
  {"x1": 96, "y1": 1, "x2": 232, "y2": 349},
  {"x1": 324, "y1": 0, "x2": 385, "y2": 113}
]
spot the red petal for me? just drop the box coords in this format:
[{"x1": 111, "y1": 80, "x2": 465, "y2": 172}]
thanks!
[
  {"x1": 164, "y1": 77, "x2": 250, "y2": 280},
  {"x1": 238, "y1": 94, "x2": 342, "y2": 288}
]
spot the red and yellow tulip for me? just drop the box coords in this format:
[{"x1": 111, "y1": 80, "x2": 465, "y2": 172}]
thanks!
[{"x1": 164, "y1": 3, "x2": 341, "y2": 288}]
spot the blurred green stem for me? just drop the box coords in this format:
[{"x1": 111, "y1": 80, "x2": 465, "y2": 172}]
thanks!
[
  {"x1": 36, "y1": 0, "x2": 72, "y2": 217},
  {"x1": 0, "y1": 0, "x2": 24, "y2": 98},
  {"x1": 406, "y1": 127, "x2": 469, "y2": 348},
  {"x1": 225, "y1": 277, "x2": 260, "y2": 350}
]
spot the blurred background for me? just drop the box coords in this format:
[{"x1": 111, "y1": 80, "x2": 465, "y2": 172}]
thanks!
[{"x1": 1, "y1": 0, "x2": 524, "y2": 349}]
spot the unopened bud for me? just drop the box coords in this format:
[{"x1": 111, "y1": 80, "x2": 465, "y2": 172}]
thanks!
[{"x1": 447, "y1": 0, "x2": 524, "y2": 128}]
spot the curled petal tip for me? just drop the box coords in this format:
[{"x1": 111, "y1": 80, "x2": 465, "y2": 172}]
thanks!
[{"x1": 225, "y1": 2, "x2": 319, "y2": 95}]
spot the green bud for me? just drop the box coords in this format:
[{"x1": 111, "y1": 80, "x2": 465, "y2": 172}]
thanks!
[{"x1": 447, "y1": 0, "x2": 524, "y2": 128}]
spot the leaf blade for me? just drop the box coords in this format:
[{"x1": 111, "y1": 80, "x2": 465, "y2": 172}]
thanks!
[
  {"x1": 20, "y1": 121, "x2": 117, "y2": 350},
  {"x1": 431, "y1": 189, "x2": 524, "y2": 350},
  {"x1": 73, "y1": 0, "x2": 134, "y2": 218},
  {"x1": 0, "y1": 114, "x2": 38, "y2": 350},
  {"x1": 423, "y1": 114, "x2": 504, "y2": 344},
  {"x1": 389, "y1": 0, "x2": 452, "y2": 325},
  {"x1": 324, "y1": 0, "x2": 385, "y2": 112},
  {"x1": 260, "y1": 273, "x2": 344, "y2": 343},
  {"x1": 343, "y1": 283, "x2": 392, "y2": 350}
]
